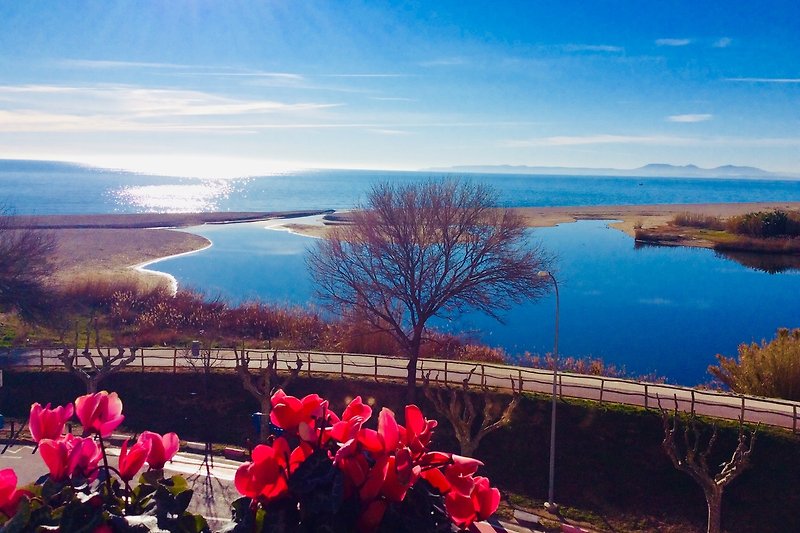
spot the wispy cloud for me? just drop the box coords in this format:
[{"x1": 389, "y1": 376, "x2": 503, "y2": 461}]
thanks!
[
  {"x1": 369, "y1": 96, "x2": 417, "y2": 102},
  {"x1": 562, "y1": 44, "x2": 624, "y2": 53},
  {"x1": 322, "y1": 73, "x2": 408, "y2": 78},
  {"x1": 502, "y1": 134, "x2": 800, "y2": 148},
  {"x1": 419, "y1": 58, "x2": 467, "y2": 67},
  {"x1": 713, "y1": 37, "x2": 732, "y2": 48},
  {"x1": 367, "y1": 128, "x2": 411, "y2": 136},
  {"x1": 667, "y1": 114, "x2": 713, "y2": 123},
  {"x1": 0, "y1": 84, "x2": 341, "y2": 133},
  {"x1": 59, "y1": 59, "x2": 193, "y2": 70},
  {"x1": 725, "y1": 77, "x2": 800, "y2": 83},
  {"x1": 655, "y1": 38, "x2": 692, "y2": 47},
  {"x1": 503, "y1": 134, "x2": 688, "y2": 147}
]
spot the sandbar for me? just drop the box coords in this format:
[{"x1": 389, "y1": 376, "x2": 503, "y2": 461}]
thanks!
[
  {"x1": 281, "y1": 202, "x2": 800, "y2": 238},
  {"x1": 6, "y1": 211, "x2": 327, "y2": 289}
]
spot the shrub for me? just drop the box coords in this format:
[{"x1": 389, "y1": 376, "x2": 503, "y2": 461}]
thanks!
[
  {"x1": 672, "y1": 212, "x2": 725, "y2": 230},
  {"x1": 725, "y1": 210, "x2": 799, "y2": 238},
  {"x1": 709, "y1": 328, "x2": 800, "y2": 401}
]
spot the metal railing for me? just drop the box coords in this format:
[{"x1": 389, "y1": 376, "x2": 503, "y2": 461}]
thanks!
[{"x1": 3, "y1": 347, "x2": 798, "y2": 433}]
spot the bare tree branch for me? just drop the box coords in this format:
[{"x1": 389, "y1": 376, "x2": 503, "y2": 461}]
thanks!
[
  {"x1": 660, "y1": 398, "x2": 757, "y2": 533},
  {"x1": 234, "y1": 346, "x2": 303, "y2": 442},
  {"x1": 309, "y1": 180, "x2": 552, "y2": 401},
  {"x1": 422, "y1": 369, "x2": 521, "y2": 456}
]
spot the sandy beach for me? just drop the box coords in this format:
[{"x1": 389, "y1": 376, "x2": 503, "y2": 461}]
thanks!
[
  {"x1": 24, "y1": 202, "x2": 800, "y2": 288},
  {"x1": 9, "y1": 211, "x2": 327, "y2": 288}
]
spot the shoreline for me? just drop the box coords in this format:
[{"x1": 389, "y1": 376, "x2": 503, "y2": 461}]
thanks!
[
  {"x1": 31, "y1": 202, "x2": 800, "y2": 288},
  {"x1": 132, "y1": 238, "x2": 215, "y2": 295}
]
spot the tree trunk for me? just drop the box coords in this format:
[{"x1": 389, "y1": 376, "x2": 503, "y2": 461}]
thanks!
[
  {"x1": 406, "y1": 339, "x2": 423, "y2": 403},
  {"x1": 259, "y1": 396, "x2": 271, "y2": 443},
  {"x1": 459, "y1": 438, "x2": 477, "y2": 457},
  {"x1": 706, "y1": 487, "x2": 723, "y2": 533}
]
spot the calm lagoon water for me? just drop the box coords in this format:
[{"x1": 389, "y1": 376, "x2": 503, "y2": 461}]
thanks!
[
  {"x1": 148, "y1": 219, "x2": 800, "y2": 386},
  {"x1": 4, "y1": 161, "x2": 799, "y2": 384}
]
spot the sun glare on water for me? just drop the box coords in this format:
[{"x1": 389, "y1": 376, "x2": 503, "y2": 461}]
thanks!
[{"x1": 113, "y1": 181, "x2": 236, "y2": 212}]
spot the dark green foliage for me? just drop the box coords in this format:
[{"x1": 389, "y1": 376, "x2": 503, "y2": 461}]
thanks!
[
  {"x1": 378, "y1": 479, "x2": 455, "y2": 533},
  {"x1": 726, "y1": 210, "x2": 800, "y2": 237}
]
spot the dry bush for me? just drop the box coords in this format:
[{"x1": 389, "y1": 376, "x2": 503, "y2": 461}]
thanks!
[
  {"x1": 515, "y1": 352, "x2": 665, "y2": 381},
  {"x1": 709, "y1": 328, "x2": 800, "y2": 401},
  {"x1": 672, "y1": 211, "x2": 725, "y2": 230}
]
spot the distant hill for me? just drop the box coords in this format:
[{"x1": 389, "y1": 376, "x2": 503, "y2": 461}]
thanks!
[{"x1": 423, "y1": 163, "x2": 797, "y2": 179}]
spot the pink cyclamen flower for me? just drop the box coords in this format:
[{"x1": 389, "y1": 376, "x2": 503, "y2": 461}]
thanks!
[
  {"x1": 0, "y1": 469, "x2": 29, "y2": 518},
  {"x1": 75, "y1": 391, "x2": 124, "y2": 437},
  {"x1": 137, "y1": 431, "x2": 180, "y2": 470},
  {"x1": 234, "y1": 438, "x2": 290, "y2": 501},
  {"x1": 118, "y1": 439, "x2": 151, "y2": 482},
  {"x1": 29, "y1": 402, "x2": 74, "y2": 443},
  {"x1": 39, "y1": 435, "x2": 102, "y2": 481},
  {"x1": 270, "y1": 389, "x2": 327, "y2": 438}
]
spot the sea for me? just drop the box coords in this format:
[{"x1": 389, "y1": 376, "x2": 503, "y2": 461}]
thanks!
[{"x1": 2, "y1": 160, "x2": 800, "y2": 385}]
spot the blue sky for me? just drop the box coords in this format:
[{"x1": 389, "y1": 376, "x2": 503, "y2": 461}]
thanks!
[{"x1": 1, "y1": 1, "x2": 798, "y2": 177}]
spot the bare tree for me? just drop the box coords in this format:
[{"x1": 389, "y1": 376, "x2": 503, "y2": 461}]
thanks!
[
  {"x1": 660, "y1": 402, "x2": 758, "y2": 533},
  {"x1": 233, "y1": 346, "x2": 303, "y2": 442},
  {"x1": 423, "y1": 368, "x2": 521, "y2": 456},
  {"x1": 0, "y1": 205, "x2": 56, "y2": 321},
  {"x1": 57, "y1": 317, "x2": 137, "y2": 393},
  {"x1": 308, "y1": 180, "x2": 551, "y2": 401}
]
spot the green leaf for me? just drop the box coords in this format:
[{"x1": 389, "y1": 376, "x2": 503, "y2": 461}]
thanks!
[{"x1": 1, "y1": 498, "x2": 31, "y2": 533}]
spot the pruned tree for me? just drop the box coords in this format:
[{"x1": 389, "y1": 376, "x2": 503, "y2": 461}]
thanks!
[
  {"x1": 0, "y1": 205, "x2": 56, "y2": 322},
  {"x1": 308, "y1": 180, "x2": 551, "y2": 401},
  {"x1": 422, "y1": 368, "x2": 521, "y2": 456},
  {"x1": 660, "y1": 400, "x2": 758, "y2": 533},
  {"x1": 57, "y1": 318, "x2": 137, "y2": 393},
  {"x1": 234, "y1": 346, "x2": 303, "y2": 442}
]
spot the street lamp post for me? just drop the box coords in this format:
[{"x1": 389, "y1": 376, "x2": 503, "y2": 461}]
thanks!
[{"x1": 537, "y1": 270, "x2": 559, "y2": 513}]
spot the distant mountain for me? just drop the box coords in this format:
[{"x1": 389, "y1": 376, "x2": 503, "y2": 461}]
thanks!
[{"x1": 423, "y1": 163, "x2": 797, "y2": 179}]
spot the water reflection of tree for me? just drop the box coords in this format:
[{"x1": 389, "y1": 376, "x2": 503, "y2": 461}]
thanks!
[
  {"x1": 633, "y1": 240, "x2": 800, "y2": 274},
  {"x1": 713, "y1": 250, "x2": 800, "y2": 274}
]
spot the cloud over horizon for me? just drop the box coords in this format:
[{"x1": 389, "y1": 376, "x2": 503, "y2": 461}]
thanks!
[
  {"x1": 655, "y1": 38, "x2": 692, "y2": 47},
  {"x1": 667, "y1": 114, "x2": 713, "y2": 123}
]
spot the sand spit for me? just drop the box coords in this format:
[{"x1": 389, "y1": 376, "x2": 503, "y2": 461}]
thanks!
[
  {"x1": 279, "y1": 202, "x2": 800, "y2": 238},
  {"x1": 19, "y1": 211, "x2": 328, "y2": 288}
]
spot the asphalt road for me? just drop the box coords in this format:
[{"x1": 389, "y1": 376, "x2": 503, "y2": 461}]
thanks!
[{"x1": 4, "y1": 347, "x2": 799, "y2": 431}]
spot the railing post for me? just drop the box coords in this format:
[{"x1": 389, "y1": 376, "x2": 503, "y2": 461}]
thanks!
[
  {"x1": 307, "y1": 352, "x2": 312, "y2": 377},
  {"x1": 518, "y1": 369, "x2": 523, "y2": 392},
  {"x1": 444, "y1": 360, "x2": 449, "y2": 385},
  {"x1": 558, "y1": 372, "x2": 563, "y2": 399},
  {"x1": 644, "y1": 384, "x2": 649, "y2": 409},
  {"x1": 794, "y1": 405, "x2": 797, "y2": 434},
  {"x1": 340, "y1": 354, "x2": 345, "y2": 379},
  {"x1": 599, "y1": 378, "x2": 604, "y2": 406},
  {"x1": 40, "y1": 348, "x2": 44, "y2": 371},
  {"x1": 741, "y1": 396, "x2": 746, "y2": 422},
  {"x1": 374, "y1": 356, "x2": 378, "y2": 383},
  {"x1": 173, "y1": 348, "x2": 178, "y2": 374},
  {"x1": 690, "y1": 390, "x2": 696, "y2": 416},
  {"x1": 481, "y1": 365, "x2": 486, "y2": 388}
]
